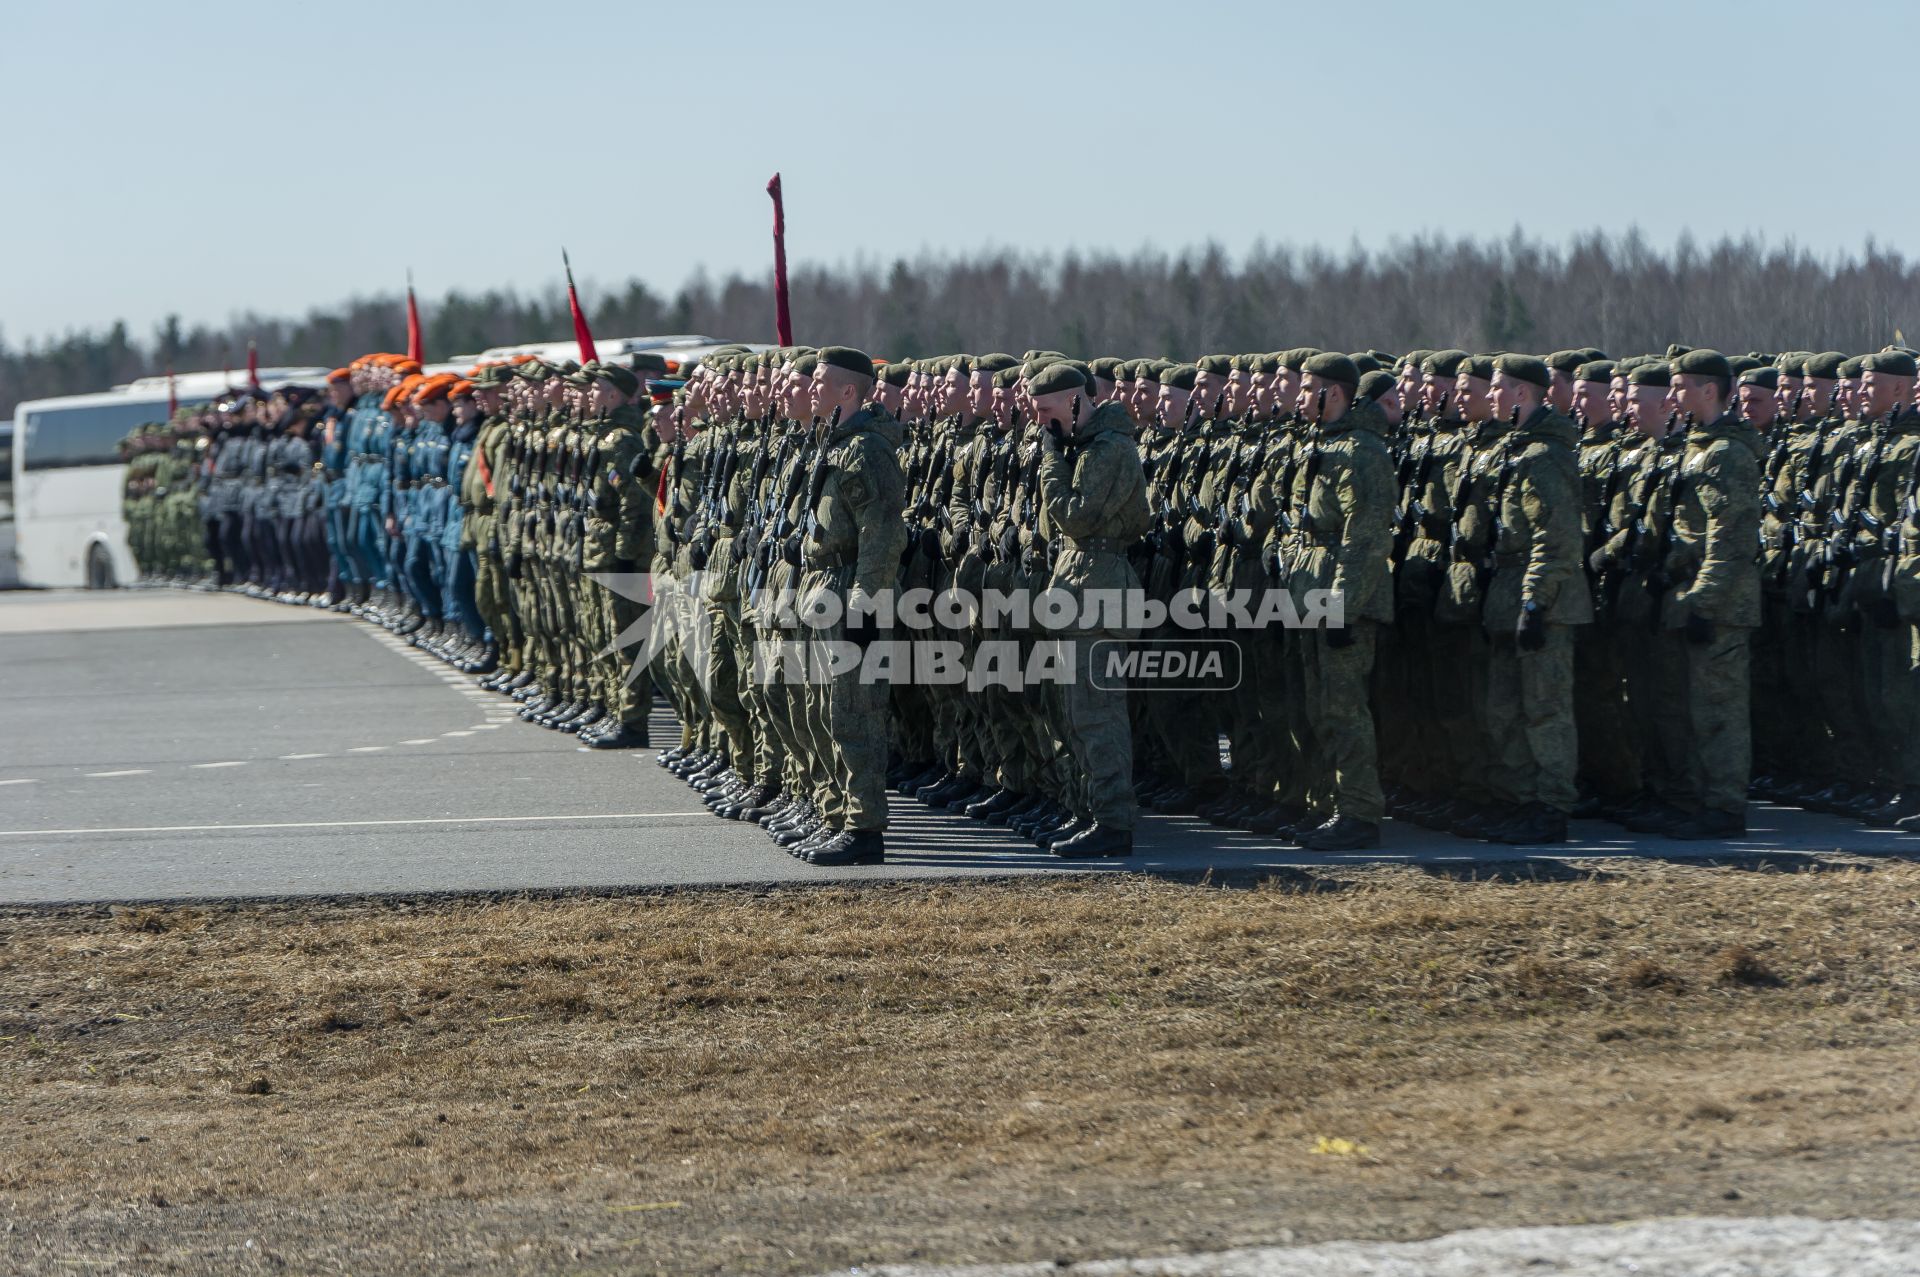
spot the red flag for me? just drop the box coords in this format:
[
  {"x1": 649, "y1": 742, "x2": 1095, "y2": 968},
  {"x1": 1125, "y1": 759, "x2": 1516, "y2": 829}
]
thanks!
[
  {"x1": 166, "y1": 366, "x2": 177, "y2": 418},
  {"x1": 563, "y1": 249, "x2": 598, "y2": 364},
  {"x1": 405, "y1": 270, "x2": 425, "y2": 366},
  {"x1": 767, "y1": 173, "x2": 792, "y2": 346},
  {"x1": 246, "y1": 339, "x2": 260, "y2": 389}
]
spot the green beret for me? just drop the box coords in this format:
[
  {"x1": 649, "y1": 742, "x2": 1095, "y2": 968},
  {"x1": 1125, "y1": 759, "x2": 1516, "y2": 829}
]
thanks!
[
  {"x1": 948, "y1": 354, "x2": 975, "y2": 376},
  {"x1": 1672, "y1": 349, "x2": 1732, "y2": 381},
  {"x1": 1356, "y1": 369, "x2": 1397, "y2": 403},
  {"x1": 1724, "y1": 356, "x2": 1762, "y2": 376},
  {"x1": 878, "y1": 361, "x2": 912, "y2": 387},
  {"x1": 1159, "y1": 363, "x2": 1199, "y2": 391},
  {"x1": 517, "y1": 359, "x2": 553, "y2": 383},
  {"x1": 1365, "y1": 350, "x2": 1395, "y2": 367},
  {"x1": 1493, "y1": 354, "x2": 1551, "y2": 390},
  {"x1": 1249, "y1": 354, "x2": 1280, "y2": 376},
  {"x1": 1738, "y1": 364, "x2": 1781, "y2": 390},
  {"x1": 1087, "y1": 357, "x2": 1125, "y2": 381},
  {"x1": 817, "y1": 346, "x2": 875, "y2": 381},
  {"x1": 1301, "y1": 352, "x2": 1359, "y2": 389},
  {"x1": 1028, "y1": 362, "x2": 1089, "y2": 397},
  {"x1": 563, "y1": 362, "x2": 599, "y2": 387},
  {"x1": 557, "y1": 359, "x2": 582, "y2": 375},
  {"x1": 1457, "y1": 355, "x2": 1495, "y2": 383},
  {"x1": 469, "y1": 364, "x2": 510, "y2": 389},
  {"x1": 1837, "y1": 355, "x2": 1866, "y2": 379},
  {"x1": 1863, "y1": 350, "x2": 1919, "y2": 378},
  {"x1": 1773, "y1": 353, "x2": 1806, "y2": 376},
  {"x1": 1627, "y1": 362, "x2": 1671, "y2": 388},
  {"x1": 629, "y1": 353, "x2": 670, "y2": 375},
  {"x1": 1020, "y1": 355, "x2": 1056, "y2": 380},
  {"x1": 975, "y1": 353, "x2": 1019, "y2": 374},
  {"x1": 592, "y1": 364, "x2": 641, "y2": 397},
  {"x1": 1546, "y1": 350, "x2": 1589, "y2": 374},
  {"x1": 1282, "y1": 347, "x2": 1322, "y2": 372},
  {"x1": 1573, "y1": 359, "x2": 1617, "y2": 384},
  {"x1": 1056, "y1": 359, "x2": 1095, "y2": 387},
  {"x1": 1400, "y1": 349, "x2": 1433, "y2": 373},
  {"x1": 1665, "y1": 344, "x2": 1694, "y2": 360},
  {"x1": 1580, "y1": 348, "x2": 1610, "y2": 363},
  {"x1": 1348, "y1": 352, "x2": 1382, "y2": 375},
  {"x1": 1804, "y1": 352, "x2": 1848, "y2": 379},
  {"x1": 1196, "y1": 355, "x2": 1234, "y2": 378},
  {"x1": 1421, "y1": 349, "x2": 1469, "y2": 378},
  {"x1": 992, "y1": 366, "x2": 1022, "y2": 391},
  {"x1": 790, "y1": 352, "x2": 819, "y2": 378}
]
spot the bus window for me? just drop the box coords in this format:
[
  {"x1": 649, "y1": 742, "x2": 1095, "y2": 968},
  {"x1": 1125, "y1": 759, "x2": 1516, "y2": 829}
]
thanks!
[{"x1": 21, "y1": 401, "x2": 167, "y2": 470}]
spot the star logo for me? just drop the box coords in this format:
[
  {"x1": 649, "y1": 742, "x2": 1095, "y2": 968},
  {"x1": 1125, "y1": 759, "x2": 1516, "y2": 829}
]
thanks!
[{"x1": 588, "y1": 570, "x2": 715, "y2": 693}]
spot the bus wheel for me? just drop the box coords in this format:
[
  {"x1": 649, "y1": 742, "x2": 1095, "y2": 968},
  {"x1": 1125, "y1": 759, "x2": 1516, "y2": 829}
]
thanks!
[{"x1": 87, "y1": 544, "x2": 117, "y2": 590}]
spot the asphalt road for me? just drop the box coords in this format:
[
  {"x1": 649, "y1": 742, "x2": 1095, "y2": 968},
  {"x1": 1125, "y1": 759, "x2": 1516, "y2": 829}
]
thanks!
[{"x1": 1, "y1": 590, "x2": 1913, "y2": 905}]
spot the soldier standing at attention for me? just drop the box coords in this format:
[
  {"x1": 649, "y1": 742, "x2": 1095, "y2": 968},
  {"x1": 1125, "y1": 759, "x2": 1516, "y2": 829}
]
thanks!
[
  {"x1": 795, "y1": 347, "x2": 908, "y2": 867},
  {"x1": 1478, "y1": 355, "x2": 1591, "y2": 844},
  {"x1": 1288, "y1": 353, "x2": 1396, "y2": 851},
  {"x1": 1655, "y1": 349, "x2": 1766, "y2": 838},
  {"x1": 1030, "y1": 361, "x2": 1151, "y2": 859}
]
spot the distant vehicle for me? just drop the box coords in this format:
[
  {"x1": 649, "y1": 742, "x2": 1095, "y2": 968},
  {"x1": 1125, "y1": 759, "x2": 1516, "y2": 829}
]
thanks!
[
  {"x1": 8, "y1": 368, "x2": 327, "y2": 589},
  {"x1": 454, "y1": 334, "x2": 771, "y2": 375},
  {"x1": 0, "y1": 422, "x2": 15, "y2": 588}
]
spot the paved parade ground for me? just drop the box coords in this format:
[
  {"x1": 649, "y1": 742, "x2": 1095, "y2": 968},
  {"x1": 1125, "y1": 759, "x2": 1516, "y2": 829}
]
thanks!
[{"x1": 1, "y1": 590, "x2": 1914, "y2": 905}]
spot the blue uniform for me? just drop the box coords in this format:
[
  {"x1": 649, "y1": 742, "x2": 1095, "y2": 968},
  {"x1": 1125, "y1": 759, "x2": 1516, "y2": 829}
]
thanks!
[{"x1": 442, "y1": 420, "x2": 483, "y2": 638}]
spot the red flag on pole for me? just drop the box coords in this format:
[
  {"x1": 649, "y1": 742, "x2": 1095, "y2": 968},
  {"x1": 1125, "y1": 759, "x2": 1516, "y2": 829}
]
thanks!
[
  {"x1": 767, "y1": 173, "x2": 792, "y2": 346},
  {"x1": 246, "y1": 339, "x2": 260, "y2": 389},
  {"x1": 166, "y1": 366, "x2": 178, "y2": 418},
  {"x1": 563, "y1": 249, "x2": 598, "y2": 364},
  {"x1": 405, "y1": 270, "x2": 425, "y2": 366}
]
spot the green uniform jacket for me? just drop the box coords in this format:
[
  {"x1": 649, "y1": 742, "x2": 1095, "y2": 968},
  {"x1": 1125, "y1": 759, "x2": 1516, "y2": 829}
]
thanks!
[
  {"x1": 583, "y1": 405, "x2": 650, "y2": 571},
  {"x1": 807, "y1": 406, "x2": 909, "y2": 605},
  {"x1": 1039, "y1": 402, "x2": 1151, "y2": 626},
  {"x1": 1288, "y1": 399, "x2": 1396, "y2": 626},
  {"x1": 1665, "y1": 413, "x2": 1765, "y2": 629},
  {"x1": 1487, "y1": 406, "x2": 1591, "y2": 632}
]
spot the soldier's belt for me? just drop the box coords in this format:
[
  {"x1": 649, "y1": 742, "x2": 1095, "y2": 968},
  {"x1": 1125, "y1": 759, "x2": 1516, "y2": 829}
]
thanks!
[{"x1": 1062, "y1": 535, "x2": 1133, "y2": 554}]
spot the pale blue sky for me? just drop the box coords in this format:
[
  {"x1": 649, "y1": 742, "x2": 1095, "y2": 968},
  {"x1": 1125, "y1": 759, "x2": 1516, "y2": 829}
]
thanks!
[{"x1": 4, "y1": 0, "x2": 1912, "y2": 345}]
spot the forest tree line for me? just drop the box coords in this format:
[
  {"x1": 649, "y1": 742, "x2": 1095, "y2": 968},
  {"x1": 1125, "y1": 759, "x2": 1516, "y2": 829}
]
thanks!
[{"x1": 6, "y1": 229, "x2": 1920, "y2": 418}]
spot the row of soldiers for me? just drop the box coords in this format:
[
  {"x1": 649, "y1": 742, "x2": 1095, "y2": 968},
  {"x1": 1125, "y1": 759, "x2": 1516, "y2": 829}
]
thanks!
[{"x1": 138, "y1": 336, "x2": 1920, "y2": 863}]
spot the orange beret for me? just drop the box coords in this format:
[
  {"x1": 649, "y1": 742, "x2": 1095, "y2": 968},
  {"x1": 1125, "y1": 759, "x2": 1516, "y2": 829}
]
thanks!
[
  {"x1": 510, "y1": 353, "x2": 537, "y2": 364},
  {"x1": 393, "y1": 359, "x2": 423, "y2": 377},
  {"x1": 381, "y1": 386, "x2": 404, "y2": 410},
  {"x1": 327, "y1": 368, "x2": 352, "y2": 383},
  {"x1": 449, "y1": 379, "x2": 475, "y2": 398}
]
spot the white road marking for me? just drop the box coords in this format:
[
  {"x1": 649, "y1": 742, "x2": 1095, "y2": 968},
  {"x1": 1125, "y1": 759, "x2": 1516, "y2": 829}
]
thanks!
[
  {"x1": 347, "y1": 746, "x2": 389, "y2": 753},
  {"x1": 85, "y1": 769, "x2": 152, "y2": 778},
  {"x1": 190, "y1": 761, "x2": 246, "y2": 769},
  {"x1": 0, "y1": 779, "x2": 37, "y2": 786},
  {"x1": 280, "y1": 753, "x2": 328, "y2": 760},
  {"x1": 1, "y1": 812, "x2": 692, "y2": 837},
  {"x1": 441, "y1": 730, "x2": 475, "y2": 737},
  {"x1": 400, "y1": 738, "x2": 436, "y2": 745},
  {"x1": 471, "y1": 724, "x2": 501, "y2": 730}
]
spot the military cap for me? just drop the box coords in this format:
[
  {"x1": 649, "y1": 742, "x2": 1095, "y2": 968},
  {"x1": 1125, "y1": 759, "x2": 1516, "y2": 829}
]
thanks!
[
  {"x1": 992, "y1": 366, "x2": 1022, "y2": 391},
  {"x1": 1348, "y1": 352, "x2": 1382, "y2": 375},
  {"x1": 1248, "y1": 354, "x2": 1281, "y2": 376},
  {"x1": 1837, "y1": 355, "x2": 1867, "y2": 379},
  {"x1": 1143, "y1": 359, "x2": 1176, "y2": 380},
  {"x1": 1356, "y1": 369, "x2": 1397, "y2": 403},
  {"x1": 1301, "y1": 352, "x2": 1360, "y2": 389},
  {"x1": 557, "y1": 359, "x2": 582, "y2": 375},
  {"x1": 1665, "y1": 344, "x2": 1694, "y2": 360},
  {"x1": 1545, "y1": 349, "x2": 1589, "y2": 374},
  {"x1": 817, "y1": 346, "x2": 875, "y2": 380},
  {"x1": 1055, "y1": 359, "x2": 1095, "y2": 387},
  {"x1": 1028, "y1": 362, "x2": 1089, "y2": 397},
  {"x1": 591, "y1": 363, "x2": 641, "y2": 397},
  {"x1": 1738, "y1": 364, "x2": 1781, "y2": 390},
  {"x1": 516, "y1": 358, "x2": 553, "y2": 382},
  {"x1": 1020, "y1": 349, "x2": 1065, "y2": 363},
  {"x1": 1364, "y1": 350, "x2": 1395, "y2": 367},
  {"x1": 1087, "y1": 356, "x2": 1125, "y2": 382},
  {"x1": 1573, "y1": 359, "x2": 1617, "y2": 384},
  {"x1": 1493, "y1": 353, "x2": 1551, "y2": 389},
  {"x1": 1626, "y1": 362, "x2": 1671, "y2": 388},
  {"x1": 1421, "y1": 349, "x2": 1470, "y2": 377},
  {"x1": 1580, "y1": 347, "x2": 1610, "y2": 363},
  {"x1": 629, "y1": 352, "x2": 670, "y2": 375},
  {"x1": 790, "y1": 352, "x2": 820, "y2": 378},
  {"x1": 1724, "y1": 355, "x2": 1763, "y2": 377},
  {"x1": 1281, "y1": 347, "x2": 1322, "y2": 372},
  {"x1": 878, "y1": 361, "x2": 912, "y2": 387},
  {"x1": 1863, "y1": 349, "x2": 1919, "y2": 378},
  {"x1": 1196, "y1": 354, "x2": 1234, "y2": 378},
  {"x1": 326, "y1": 367, "x2": 352, "y2": 384},
  {"x1": 563, "y1": 361, "x2": 600, "y2": 387},
  {"x1": 1802, "y1": 351, "x2": 1846, "y2": 380},
  {"x1": 449, "y1": 379, "x2": 476, "y2": 399},
  {"x1": 975, "y1": 353, "x2": 1019, "y2": 374},
  {"x1": 1400, "y1": 349, "x2": 1434, "y2": 373},
  {"x1": 1672, "y1": 349, "x2": 1732, "y2": 381},
  {"x1": 1020, "y1": 354, "x2": 1058, "y2": 380},
  {"x1": 1457, "y1": 355, "x2": 1495, "y2": 383},
  {"x1": 948, "y1": 354, "x2": 975, "y2": 376},
  {"x1": 1159, "y1": 363, "x2": 1199, "y2": 391}
]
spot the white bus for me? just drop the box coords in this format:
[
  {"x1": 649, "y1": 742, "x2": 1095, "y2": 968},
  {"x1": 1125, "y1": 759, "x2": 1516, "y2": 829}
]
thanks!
[{"x1": 7, "y1": 368, "x2": 328, "y2": 589}]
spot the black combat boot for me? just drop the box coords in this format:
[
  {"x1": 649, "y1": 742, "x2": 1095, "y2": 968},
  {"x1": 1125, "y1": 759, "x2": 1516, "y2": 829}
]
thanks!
[
  {"x1": 807, "y1": 829, "x2": 886, "y2": 866},
  {"x1": 1300, "y1": 814, "x2": 1382, "y2": 851},
  {"x1": 1051, "y1": 823, "x2": 1133, "y2": 859}
]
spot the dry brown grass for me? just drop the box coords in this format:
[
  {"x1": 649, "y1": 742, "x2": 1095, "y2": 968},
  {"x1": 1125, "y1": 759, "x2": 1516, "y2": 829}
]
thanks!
[{"x1": 2, "y1": 861, "x2": 1918, "y2": 1274}]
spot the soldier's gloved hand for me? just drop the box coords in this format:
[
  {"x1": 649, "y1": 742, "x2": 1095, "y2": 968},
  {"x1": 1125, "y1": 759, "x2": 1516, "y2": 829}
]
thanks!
[
  {"x1": 1516, "y1": 601, "x2": 1547, "y2": 651},
  {"x1": 1684, "y1": 612, "x2": 1714, "y2": 645},
  {"x1": 1867, "y1": 595, "x2": 1901, "y2": 630},
  {"x1": 1325, "y1": 624, "x2": 1356, "y2": 650},
  {"x1": 1586, "y1": 547, "x2": 1612, "y2": 576}
]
